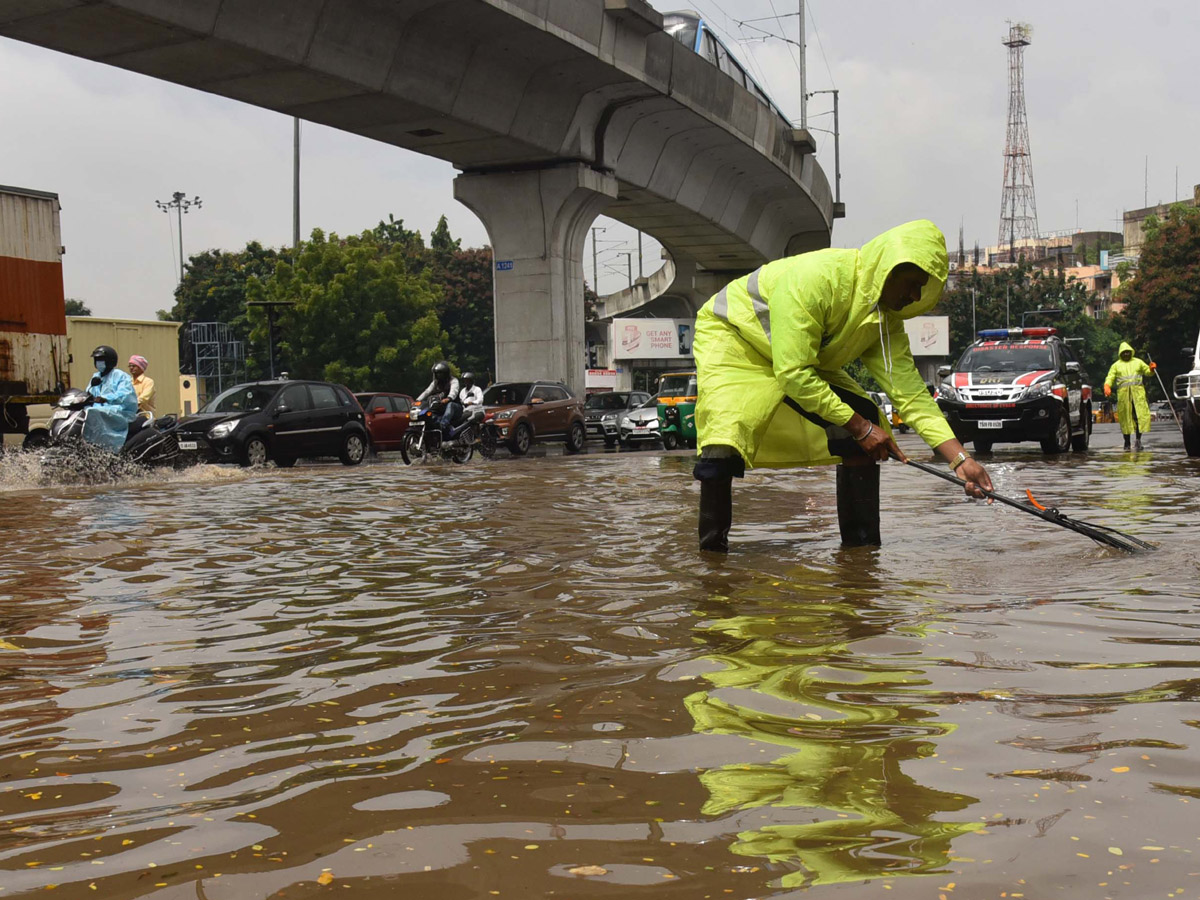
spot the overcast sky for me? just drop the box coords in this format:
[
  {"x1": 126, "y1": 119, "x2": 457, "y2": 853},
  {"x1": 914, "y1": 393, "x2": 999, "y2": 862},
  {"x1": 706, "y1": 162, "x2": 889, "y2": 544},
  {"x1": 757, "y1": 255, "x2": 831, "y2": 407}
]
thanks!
[{"x1": 2, "y1": 1, "x2": 1197, "y2": 321}]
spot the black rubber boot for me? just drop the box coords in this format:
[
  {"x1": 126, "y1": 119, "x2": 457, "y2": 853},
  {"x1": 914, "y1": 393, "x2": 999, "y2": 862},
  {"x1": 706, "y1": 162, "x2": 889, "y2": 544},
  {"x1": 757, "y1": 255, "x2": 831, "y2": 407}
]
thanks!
[
  {"x1": 699, "y1": 478, "x2": 733, "y2": 553},
  {"x1": 836, "y1": 464, "x2": 881, "y2": 547},
  {"x1": 1134, "y1": 433, "x2": 1143, "y2": 451},
  {"x1": 1123, "y1": 434, "x2": 1131, "y2": 451}
]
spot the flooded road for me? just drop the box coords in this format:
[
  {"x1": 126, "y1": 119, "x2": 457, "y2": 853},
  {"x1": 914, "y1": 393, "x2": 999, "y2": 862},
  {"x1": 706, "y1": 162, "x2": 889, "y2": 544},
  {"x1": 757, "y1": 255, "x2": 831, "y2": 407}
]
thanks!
[{"x1": 0, "y1": 423, "x2": 1197, "y2": 899}]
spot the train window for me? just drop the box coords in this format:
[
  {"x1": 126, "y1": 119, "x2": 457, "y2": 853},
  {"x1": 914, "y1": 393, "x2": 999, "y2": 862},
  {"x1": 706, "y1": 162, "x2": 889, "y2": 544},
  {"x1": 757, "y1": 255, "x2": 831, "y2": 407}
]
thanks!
[
  {"x1": 663, "y1": 14, "x2": 698, "y2": 52},
  {"x1": 719, "y1": 46, "x2": 746, "y2": 87},
  {"x1": 701, "y1": 31, "x2": 720, "y2": 65}
]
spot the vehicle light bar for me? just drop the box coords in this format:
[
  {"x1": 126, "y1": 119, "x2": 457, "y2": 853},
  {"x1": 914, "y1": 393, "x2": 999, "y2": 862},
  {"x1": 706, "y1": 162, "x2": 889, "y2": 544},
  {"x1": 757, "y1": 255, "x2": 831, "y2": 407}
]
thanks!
[{"x1": 976, "y1": 327, "x2": 1057, "y2": 340}]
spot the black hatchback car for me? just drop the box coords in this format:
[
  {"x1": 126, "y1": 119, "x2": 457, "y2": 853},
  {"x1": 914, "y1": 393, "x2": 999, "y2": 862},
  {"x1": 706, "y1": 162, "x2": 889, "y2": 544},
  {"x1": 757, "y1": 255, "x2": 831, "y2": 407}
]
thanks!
[
  {"x1": 174, "y1": 380, "x2": 369, "y2": 467},
  {"x1": 936, "y1": 328, "x2": 1093, "y2": 454}
]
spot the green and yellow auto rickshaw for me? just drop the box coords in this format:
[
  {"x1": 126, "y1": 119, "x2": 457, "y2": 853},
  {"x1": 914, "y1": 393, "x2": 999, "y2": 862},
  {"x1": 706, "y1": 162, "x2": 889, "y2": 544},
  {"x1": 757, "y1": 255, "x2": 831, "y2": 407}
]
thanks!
[{"x1": 657, "y1": 371, "x2": 697, "y2": 450}]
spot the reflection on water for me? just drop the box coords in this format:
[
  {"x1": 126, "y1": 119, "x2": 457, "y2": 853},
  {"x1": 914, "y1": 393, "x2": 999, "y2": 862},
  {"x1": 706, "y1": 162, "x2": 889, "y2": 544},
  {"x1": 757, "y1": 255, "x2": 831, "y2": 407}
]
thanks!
[
  {"x1": 0, "y1": 429, "x2": 1197, "y2": 898},
  {"x1": 687, "y1": 573, "x2": 982, "y2": 888}
]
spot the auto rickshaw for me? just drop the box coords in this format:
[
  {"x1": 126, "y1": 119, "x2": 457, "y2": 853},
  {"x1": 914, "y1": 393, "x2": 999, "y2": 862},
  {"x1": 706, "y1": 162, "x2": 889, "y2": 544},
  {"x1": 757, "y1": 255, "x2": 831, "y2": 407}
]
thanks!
[{"x1": 657, "y1": 371, "x2": 697, "y2": 450}]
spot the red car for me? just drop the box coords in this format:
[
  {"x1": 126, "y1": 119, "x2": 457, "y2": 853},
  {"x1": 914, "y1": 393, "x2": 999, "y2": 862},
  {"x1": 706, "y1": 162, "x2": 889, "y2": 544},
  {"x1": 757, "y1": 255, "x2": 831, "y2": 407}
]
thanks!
[{"x1": 355, "y1": 392, "x2": 414, "y2": 452}]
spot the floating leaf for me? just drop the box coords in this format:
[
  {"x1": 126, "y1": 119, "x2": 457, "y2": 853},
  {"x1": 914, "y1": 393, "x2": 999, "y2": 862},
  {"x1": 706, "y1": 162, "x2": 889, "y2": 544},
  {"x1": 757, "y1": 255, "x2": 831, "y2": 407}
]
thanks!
[
  {"x1": 1108, "y1": 847, "x2": 1123, "y2": 856},
  {"x1": 317, "y1": 872, "x2": 334, "y2": 885},
  {"x1": 1110, "y1": 766, "x2": 1130, "y2": 773},
  {"x1": 568, "y1": 865, "x2": 608, "y2": 876}
]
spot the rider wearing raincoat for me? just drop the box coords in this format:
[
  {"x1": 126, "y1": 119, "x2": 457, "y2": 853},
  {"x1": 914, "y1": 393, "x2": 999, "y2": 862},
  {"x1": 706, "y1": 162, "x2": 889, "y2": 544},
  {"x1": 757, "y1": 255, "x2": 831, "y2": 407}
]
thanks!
[
  {"x1": 1104, "y1": 341, "x2": 1152, "y2": 451},
  {"x1": 693, "y1": 220, "x2": 993, "y2": 552},
  {"x1": 82, "y1": 345, "x2": 138, "y2": 452}
]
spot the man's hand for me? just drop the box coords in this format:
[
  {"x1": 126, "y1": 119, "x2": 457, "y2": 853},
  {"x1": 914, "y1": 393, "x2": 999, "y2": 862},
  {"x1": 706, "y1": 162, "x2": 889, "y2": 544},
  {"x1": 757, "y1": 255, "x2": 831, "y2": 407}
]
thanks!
[
  {"x1": 1150, "y1": 362, "x2": 1157, "y2": 370},
  {"x1": 857, "y1": 424, "x2": 905, "y2": 463},
  {"x1": 846, "y1": 412, "x2": 905, "y2": 462},
  {"x1": 92, "y1": 396, "x2": 108, "y2": 405},
  {"x1": 1104, "y1": 384, "x2": 1112, "y2": 397},
  {"x1": 957, "y1": 458, "x2": 993, "y2": 502}
]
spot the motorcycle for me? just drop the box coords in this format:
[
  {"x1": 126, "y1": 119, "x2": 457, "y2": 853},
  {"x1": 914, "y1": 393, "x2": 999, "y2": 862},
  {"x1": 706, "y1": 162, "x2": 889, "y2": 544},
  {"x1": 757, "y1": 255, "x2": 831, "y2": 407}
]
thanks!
[
  {"x1": 401, "y1": 402, "x2": 497, "y2": 465},
  {"x1": 33, "y1": 387, "x2": 183, "y2": 482}
]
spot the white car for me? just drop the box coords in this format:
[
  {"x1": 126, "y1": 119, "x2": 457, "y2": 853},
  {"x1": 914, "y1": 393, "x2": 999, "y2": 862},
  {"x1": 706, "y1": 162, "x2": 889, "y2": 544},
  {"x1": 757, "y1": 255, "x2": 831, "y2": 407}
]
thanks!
[
  {"x1": 618, "y1": 395, "x2": 662, "y2": 448},
  {"x1": 1173, "y1": 328, "x2": 1200, "y2": 456}
]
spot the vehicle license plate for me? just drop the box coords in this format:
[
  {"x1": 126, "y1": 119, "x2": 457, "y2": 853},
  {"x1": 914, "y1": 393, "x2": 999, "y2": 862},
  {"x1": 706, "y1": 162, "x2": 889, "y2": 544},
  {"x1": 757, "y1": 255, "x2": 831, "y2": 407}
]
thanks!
[
  {"x1": 978, "y1": 420, "x2": 1003, "y2": 430},
  {"x1": 178, "y1": 440, "x2": 199, "y2": 450}
]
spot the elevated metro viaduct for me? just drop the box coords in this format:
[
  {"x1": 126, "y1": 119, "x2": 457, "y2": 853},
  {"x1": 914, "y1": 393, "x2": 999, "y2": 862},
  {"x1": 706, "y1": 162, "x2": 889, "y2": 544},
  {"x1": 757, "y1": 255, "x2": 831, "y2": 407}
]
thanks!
[{"x1": 0, "y1": 0, "x2": 838, "y2": 394}]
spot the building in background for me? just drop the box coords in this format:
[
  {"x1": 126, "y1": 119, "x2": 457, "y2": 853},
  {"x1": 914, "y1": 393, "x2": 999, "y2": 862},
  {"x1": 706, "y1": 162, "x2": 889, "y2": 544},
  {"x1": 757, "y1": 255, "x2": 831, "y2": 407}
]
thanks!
[
  {"x1": 1122, "y1": 184, "x2": 1200, "y2": 258},
  {"x1": 599, "y1": 317, "x2": 696, "y2": 392},
  {"x1": 66, "y1": 317, "x2": 182, "y2": 416}
]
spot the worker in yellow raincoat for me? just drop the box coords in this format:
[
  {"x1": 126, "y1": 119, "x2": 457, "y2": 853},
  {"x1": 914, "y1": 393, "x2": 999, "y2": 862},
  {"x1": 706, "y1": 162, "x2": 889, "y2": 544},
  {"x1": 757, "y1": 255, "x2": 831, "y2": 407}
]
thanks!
[
  {"x1": 693, "y1": 220, "x2": 993, "y2": 552},
  {"x1": 1104, "y1": 341, "x2": 1153, "y2": 451}
]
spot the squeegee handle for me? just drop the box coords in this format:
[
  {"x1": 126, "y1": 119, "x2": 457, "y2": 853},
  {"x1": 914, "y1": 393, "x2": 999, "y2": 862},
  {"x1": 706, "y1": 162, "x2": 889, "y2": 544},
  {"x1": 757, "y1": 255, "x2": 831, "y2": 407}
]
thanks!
[{"x1": 890, "y1": 453, "x2": 1040, "y2": 517}]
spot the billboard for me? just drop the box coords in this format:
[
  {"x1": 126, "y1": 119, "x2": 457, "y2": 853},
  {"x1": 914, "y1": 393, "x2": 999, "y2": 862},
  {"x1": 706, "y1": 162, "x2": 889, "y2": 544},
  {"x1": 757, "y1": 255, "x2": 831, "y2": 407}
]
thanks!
[
  {"x1": 610, "y1": 318, "x2": 695, "y2": 360},
  {"x1": 903, "y1": 316, "x2": 950, "y2": 357}
]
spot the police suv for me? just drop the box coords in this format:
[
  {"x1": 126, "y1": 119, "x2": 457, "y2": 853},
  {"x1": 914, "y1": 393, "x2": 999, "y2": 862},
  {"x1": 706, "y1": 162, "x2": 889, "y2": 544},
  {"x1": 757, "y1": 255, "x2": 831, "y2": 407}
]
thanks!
[{"x1": 935, "y1": 328, "x2": 1093, "y2": 454}]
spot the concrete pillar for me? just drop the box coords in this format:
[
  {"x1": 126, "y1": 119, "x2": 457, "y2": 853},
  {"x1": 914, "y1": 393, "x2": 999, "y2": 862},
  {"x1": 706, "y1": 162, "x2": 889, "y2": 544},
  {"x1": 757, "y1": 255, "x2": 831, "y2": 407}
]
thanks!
[{"x1": 454, "y1": 163, "x2": 618, "y2": 396}]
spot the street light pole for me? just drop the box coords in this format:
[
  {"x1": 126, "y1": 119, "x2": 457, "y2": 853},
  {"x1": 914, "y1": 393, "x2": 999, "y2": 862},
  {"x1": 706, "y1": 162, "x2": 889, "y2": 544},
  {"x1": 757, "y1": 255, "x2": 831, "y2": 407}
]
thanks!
[
  {"x1": 590, "y1": 226, "x2": 606, "y2": 293},
  {"x1": 293, "y1": 118, "x2": 301, "y2": 249},
  {"x1": 798, "y1": 0, "x2": 807, "y2": 129},
  {"x1": 808, "y1": 89, "x2": 841, "y2": 204},
  {"x1": 155, "y1": 191, "x2": 202, "y2": 283}
]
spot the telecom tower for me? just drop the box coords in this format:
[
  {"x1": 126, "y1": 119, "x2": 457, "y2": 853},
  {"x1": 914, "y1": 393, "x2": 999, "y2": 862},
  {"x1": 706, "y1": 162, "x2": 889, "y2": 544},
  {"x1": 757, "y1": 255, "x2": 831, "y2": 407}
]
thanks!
[{"x1": 998, "y1": 22, "x2": 1039, "y2": 260}]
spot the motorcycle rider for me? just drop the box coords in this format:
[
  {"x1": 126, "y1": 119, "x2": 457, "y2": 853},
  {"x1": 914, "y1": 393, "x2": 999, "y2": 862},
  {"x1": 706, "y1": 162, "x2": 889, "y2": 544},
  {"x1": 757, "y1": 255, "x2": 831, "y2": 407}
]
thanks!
[
  {"x1": 83, "y1": 345, "x2": 139, "y2": 451},
  {"x1": 449, "y1": 371, "x2": 485, "y2": 441},
  {"x1": 458, "y1": 371, "x2": 484, "y2": 409},
  {"x1": 415, "y1": 361, "x2": 461, "y2": 439},
  {"x1": 127, "y1": 354, "x2": 156, "y2": 438}
]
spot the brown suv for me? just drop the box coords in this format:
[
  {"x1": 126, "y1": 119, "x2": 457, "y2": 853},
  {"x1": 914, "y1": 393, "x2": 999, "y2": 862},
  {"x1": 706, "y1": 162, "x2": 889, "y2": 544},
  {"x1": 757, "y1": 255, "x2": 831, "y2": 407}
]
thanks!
[{"x1": 483, "y1": 381, "x2": 587, "y2": 456}]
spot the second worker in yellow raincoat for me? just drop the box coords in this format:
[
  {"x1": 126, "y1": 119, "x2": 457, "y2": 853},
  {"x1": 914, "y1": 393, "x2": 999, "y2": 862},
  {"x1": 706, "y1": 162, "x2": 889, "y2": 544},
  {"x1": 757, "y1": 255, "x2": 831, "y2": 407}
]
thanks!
[
  {"x1": 693, "y1": 220, "x2": 992, "y2": 552},
  {"x1": 1104, "y1": 341, "x2": 1152, "y2": 451}
]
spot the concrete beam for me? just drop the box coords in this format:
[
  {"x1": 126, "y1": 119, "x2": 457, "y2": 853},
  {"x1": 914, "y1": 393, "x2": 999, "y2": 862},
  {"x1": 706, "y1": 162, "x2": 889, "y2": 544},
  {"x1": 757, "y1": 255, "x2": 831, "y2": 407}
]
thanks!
[{"x1": 602, "y1": 0, "x2": 661, "y2": 35}]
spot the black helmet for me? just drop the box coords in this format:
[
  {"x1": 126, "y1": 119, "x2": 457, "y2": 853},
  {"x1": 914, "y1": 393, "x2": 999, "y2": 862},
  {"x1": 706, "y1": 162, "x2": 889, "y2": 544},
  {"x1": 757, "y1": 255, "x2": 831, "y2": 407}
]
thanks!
[
  {"x1": 91, "y1": 345, "x2": 118, "y2": 373},
  {"x1": 432, "y1": 361, "x2": 451, "y2": 381},
  {"x1": 461, "y1": 371, "x2": 475, "y2": 385}
]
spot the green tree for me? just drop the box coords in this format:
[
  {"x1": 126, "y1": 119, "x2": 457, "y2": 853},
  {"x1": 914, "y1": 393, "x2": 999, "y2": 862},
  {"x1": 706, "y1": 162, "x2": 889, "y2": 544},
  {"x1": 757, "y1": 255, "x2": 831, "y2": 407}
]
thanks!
[
  {"x1": 64, "y1": 298, "x2": 91, "y2": 316},
  {"x1": 1119, "y1": 203, "x2": 1200, "y2": 388},
  {"x1": 159, "y1": 242, "x2": 279, "y2": 373},
  {"x1": 250, "y1": 227, "x2": 447, "y2": 393},
  {"x1": 429, "y1": 243, "x2": 495, "y2": 379},
  {"x1": 936, "y1": 265, "x2": 1122, "y2": 385},
  {"x1": 429, "y1": 215, "x2": 461, "y2": 257}
]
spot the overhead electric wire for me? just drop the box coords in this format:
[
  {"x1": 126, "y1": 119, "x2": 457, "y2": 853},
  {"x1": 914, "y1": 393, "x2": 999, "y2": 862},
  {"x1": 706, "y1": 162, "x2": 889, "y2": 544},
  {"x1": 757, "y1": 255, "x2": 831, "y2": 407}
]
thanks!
[
  {"x1": 689, "y1": 0, "x2": 776, "y2": 101},
  {"x1": 803, "y1": 0, "x2": 837, "y2": 91}
]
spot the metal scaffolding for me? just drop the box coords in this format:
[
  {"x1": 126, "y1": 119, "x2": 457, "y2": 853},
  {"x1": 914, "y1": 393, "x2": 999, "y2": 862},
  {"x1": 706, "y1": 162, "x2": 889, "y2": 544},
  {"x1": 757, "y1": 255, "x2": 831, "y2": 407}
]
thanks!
[
  {"x1": 190, "y1": 321, "x2": 244, "y2": 402},
  {"x1": 998, "y1": 22, "x2": 1039, "y2": 259}
]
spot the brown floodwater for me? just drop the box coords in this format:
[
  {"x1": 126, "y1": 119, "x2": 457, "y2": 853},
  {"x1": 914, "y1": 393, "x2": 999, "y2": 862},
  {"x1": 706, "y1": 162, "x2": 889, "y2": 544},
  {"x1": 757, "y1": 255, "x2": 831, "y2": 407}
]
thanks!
[{"x1": 0, "y1": 423, "x2": 1197, "y2": 899}]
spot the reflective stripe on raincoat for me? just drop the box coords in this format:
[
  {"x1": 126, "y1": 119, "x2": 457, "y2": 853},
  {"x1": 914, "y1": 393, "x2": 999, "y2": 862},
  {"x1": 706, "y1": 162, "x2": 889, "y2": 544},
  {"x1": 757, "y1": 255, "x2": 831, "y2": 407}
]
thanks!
[
  {"x1": 83, "y1": 368, "x2": 138, "y2": 451},
  {"x1": 694, "y1": 219, "x2": 956, "y2": 468},
  {"x1": 1104, "y1": 341, "x2": 1152, "y2": 436}
]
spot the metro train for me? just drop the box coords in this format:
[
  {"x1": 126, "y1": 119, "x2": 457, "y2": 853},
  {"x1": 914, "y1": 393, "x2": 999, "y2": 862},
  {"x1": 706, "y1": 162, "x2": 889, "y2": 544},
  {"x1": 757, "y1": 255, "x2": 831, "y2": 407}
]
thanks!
[{"x1": 663, "y1": 10, "x2": 788, "y2": 121}]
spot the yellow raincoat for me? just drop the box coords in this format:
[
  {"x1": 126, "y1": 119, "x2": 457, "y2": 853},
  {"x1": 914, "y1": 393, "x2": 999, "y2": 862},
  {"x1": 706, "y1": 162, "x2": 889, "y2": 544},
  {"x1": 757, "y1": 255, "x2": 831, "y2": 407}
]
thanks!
[
  {"x1": 1104, "y1": 341, "x2": 1152, "y2": 436},
  {"x1": 694, "y1": 220, "x2": 955, "y2": 467}
]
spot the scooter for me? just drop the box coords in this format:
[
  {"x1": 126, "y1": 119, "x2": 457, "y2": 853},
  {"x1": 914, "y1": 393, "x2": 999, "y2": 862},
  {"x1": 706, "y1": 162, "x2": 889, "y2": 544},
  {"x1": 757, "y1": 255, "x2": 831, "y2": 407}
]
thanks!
[
  {"x1": 33, "y1": 386, "x2": 183, "y2": 482},
  {"x1": 400, "y1": 403, "x2": 497, "y2": 465}
]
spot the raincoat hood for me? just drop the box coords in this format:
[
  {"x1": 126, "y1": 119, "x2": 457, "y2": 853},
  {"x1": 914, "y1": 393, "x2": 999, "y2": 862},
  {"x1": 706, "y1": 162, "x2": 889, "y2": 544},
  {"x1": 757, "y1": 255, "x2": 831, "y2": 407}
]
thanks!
[
  {"x1": 856, "y1": 220, "x2": 949, "y2": 321},
  {"x1": 1119, "y1": 341, "x2": 1134, "y2": 357}
]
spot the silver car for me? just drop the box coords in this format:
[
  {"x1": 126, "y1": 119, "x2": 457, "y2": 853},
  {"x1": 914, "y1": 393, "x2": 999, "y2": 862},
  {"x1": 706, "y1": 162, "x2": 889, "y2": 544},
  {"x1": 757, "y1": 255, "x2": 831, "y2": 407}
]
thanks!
[
  {"x1": 618, "y1": 394, "x2": 662, "y2": 448},
  {"x1": 584, "y1": 390, "x2": 652, "y2": 447}
]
